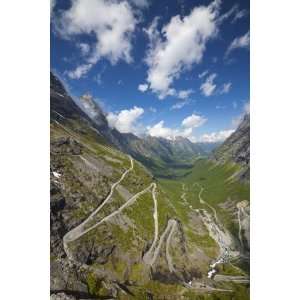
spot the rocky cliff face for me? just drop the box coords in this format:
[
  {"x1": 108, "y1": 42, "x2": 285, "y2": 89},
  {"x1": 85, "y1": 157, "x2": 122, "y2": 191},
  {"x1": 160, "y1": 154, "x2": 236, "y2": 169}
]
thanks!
[{"x1": 213, "y1": 113, "x2": 250, "y2": 181}]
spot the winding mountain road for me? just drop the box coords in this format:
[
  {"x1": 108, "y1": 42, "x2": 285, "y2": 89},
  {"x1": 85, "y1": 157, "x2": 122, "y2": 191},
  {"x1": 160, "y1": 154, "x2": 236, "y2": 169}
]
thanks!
[
  {"x1": 143, "y1": 183, "x2": 159, "y2": 264},
  {"x1": 62, "y1": 144, "x2": 246, "y2": 288},
  {"x1": 64, "y1": 148, "x2": 178, "y2": 274},
  {"x1": 180, "y1": 183, "x2": 188, "y2": 206},
  {"x1": 144, "y1": 219, "x2": 177, "y2": 267},
  {"x1": 214, "y1": 274, "x2": 249, "y2": 283},
  {"x1": 63, "y1": 156, "x2": 134, "y2": 258},
  {"x1": 237, "y1": 208, "x2": 243, "y2": 248},
  {"x1": 141, "y1": 183, "x2": 177, "y2": 269},
  {"x1": 142, "y1": 186, "x2": 178, "y2": 271},
  {"x1": 142, "y1": 188, "x2": 178, "y2": 269},
  {"x1": 165, "y1": 220, "x2": 177, "y2": 273},
  {"x1": 73, "y1": 183, "x2": 156, "y2": 239},
  {"x1": 236, "y1": 201, "x2": 250, "y2": 249}
]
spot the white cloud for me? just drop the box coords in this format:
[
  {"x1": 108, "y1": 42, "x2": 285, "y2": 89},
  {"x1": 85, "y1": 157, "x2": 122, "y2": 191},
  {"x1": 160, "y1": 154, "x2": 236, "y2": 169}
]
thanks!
[
  {"x1": 218, "y1": 4, "x2": 247, "y2": 24},
  {"x1": 77, "y1": 43, "x2": 90, "y2": 56},
  {"x1": 171, "y1": 100, "x2": 189, "y2": 110},
  {"x1": 219, "y1": 82, "x2": 232, "y2": 94},
  {"x1": 200, "y1": 73, "x2": 217, "y2": 96},
  {"x1": 181, "y1": 127, "x2": 194, "y2": 139},
  {"x1": 232, "y1": 9, "x2": 247, "y2": 23},
  {"x1": 107, "y1": 106, "x2": 144, "y2": 134},
  {"x1": 226, "y1": 31, "x2": 250, "y2": 57},
  {"x1": 147, "y1": 121, "x2": 177, "y2": 140},
  {"x1": 147, "y1": 113, "x2": 207, "y2": 141},
  {"x1": 55, "y1": 0, "x2": 137, "y2": 78},
  {"x1": 182, "y1": 114, "x2": 207, "y2": 128},
  {"x1": 138, "y1": 83, "x2": 149, "y2": 92},
  {"x1": 178, "y1": 89, "x2": 193, "y2": 99},
  {"x1": 144, "y1": 1, "x2": 221, "y2": 99},
  {"x1": 147, "y1": 121, "x2": 195, "y2": 140},
  {"x1": 158, "y1": 88, "x2": 176, "y2": 100},
  {"x1": 67, "y1": 63, "x2": 92, "y2": 79},
  {"x1": 198, "y1": 70, "x2": 209, "y2": 79},
  {"x1": 217, "y1": 3, "x2": 237, "y2": 22},
  {"x1": 200, "y1": 129, "x2": 234, "y2": 143}
]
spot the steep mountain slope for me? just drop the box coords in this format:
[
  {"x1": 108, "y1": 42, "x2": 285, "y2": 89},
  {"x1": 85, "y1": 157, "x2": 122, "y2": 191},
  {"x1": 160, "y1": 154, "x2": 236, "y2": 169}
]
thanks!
[
  {"x1": 50, "y1": 73, "x2": 249, "y2": 299},
  {"x1": 213, "y1": 114, "x2": 250, "y2": 181}
]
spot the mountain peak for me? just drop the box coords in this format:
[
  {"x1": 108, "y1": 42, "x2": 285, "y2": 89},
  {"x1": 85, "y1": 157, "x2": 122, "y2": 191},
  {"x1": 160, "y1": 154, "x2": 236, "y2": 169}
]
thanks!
[{"x1": 78, "y1": 93, "x2": 108, "y2": 129}]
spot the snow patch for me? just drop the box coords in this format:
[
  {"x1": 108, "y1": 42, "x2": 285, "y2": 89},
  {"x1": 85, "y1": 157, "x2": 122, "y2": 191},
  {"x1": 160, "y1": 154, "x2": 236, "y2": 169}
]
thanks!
[{"x1": 53, "y1": 171, "x2": 61, "y2": 178}]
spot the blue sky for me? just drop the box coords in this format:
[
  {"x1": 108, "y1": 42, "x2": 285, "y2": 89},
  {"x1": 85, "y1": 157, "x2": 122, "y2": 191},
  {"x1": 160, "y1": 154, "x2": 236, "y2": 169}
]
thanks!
[{"x1": 51, "y1": 0, "x2": 249, "y2": 143}]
